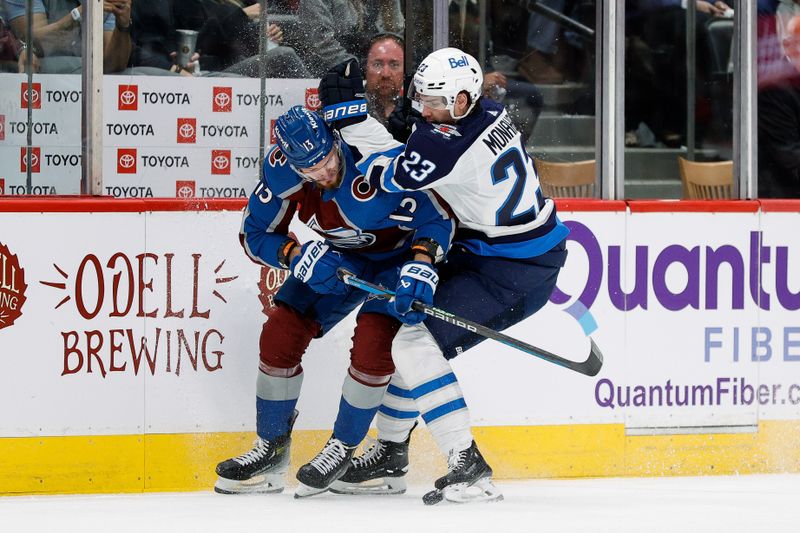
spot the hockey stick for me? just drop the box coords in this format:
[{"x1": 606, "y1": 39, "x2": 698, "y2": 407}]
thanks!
[{"x1": 338, "y1": 269, "x2": 603, "y2": 377}]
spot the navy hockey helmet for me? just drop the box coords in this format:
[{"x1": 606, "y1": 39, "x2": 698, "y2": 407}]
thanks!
[{"x1": 273, "y1": 105, "x2": 337, "y2": 169}]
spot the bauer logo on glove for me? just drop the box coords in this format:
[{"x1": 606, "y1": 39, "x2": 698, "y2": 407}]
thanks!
[
  {"x1": 290, "y1": 241, "x2": 355, "y2": 295},
  {"x1": 391, "y1": 261, "x2": 439, "y2": 325},
  {"x1": 319, "y1": 59, "x2": 369, "y2": 128},
  {"x1": 323, "y1": 101, "x2": 368, "y2": 123},
  {"x1": 292, "y1": 241, "x2": 327, "y2": 282}
]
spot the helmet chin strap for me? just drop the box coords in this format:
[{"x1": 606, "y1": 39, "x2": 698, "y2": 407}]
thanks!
[{"x1": 448, "y1": 94, "x2": 477, "y2": 121}]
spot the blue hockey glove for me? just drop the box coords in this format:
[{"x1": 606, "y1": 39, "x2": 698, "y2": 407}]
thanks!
[
  {"x1": 290, "y1": 241, "x2": 350, "y2": 295},
  {"x1": 391, "y1": 261, "x2": 438, "y2": 325},
  {"x1": 318, "y1": 59, "x2": 368, "y2": 129}
]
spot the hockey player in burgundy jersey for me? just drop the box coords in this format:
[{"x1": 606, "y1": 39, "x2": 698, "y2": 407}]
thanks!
[
  {"x1": 214, "y1": 106, "x2": 454, "y2": 498},
  {"x1": 319, "y1": 50, "x2": 569, "y2": 504}
]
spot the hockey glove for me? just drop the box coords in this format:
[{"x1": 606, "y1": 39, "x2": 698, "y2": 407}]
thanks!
[
  {"x1": 391, "y1": 261, "x2": 438, "y2": 325},
  {"x1": 319, "y1": 58, "x2": 368, "y2": 129},
  {"x1": 290, "y1": 241, "x2": 351, "y2": 295},
  {"x1": 386, "y1": 75, "x2": 421, "y2": 143}
]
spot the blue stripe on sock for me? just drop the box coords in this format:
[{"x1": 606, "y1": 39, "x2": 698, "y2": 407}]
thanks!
[
  {"x1": 411, "y1": 372, "x2": 458, "y2": 399},
  {"x1": 387, "y1": 384, "x2": 413, "y2": 398},
  {"x1": 334, "y1": 396, "x2": 380, "y2": 446},
  {"x1": 378, "y1": 404, "x2": 420, "y2": 420},
  {"x1": 421, "y1": 398, "x2": 467, "y2": 424},
  {"x1": 256, "y1": 397, "x2": 298, "y2": 441}
]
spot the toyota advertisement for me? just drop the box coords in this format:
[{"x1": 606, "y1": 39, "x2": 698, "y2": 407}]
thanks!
[{"x1": 0, "y1": 75, "x2": 317, "y2": 197}]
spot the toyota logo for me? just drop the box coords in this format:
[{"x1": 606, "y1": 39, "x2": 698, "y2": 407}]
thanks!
[
  {"x1": 0, "y1": 122, "x2": 4, "y2": 136},
  {"x1": 119, "y1": 154, "x2": 136, "y2": 169},
  {"x1": 177, "y1": 185, "x2": 194, "y2": 198},
  {"x1": 22, "y1": 90, "x2": 40, "y2": 104},
  {"x1": 27, "y1": 152, "x2": 39, "y2": 168},
  {"x1": 213, "y1": 155, "x2": 230, "y2": 170},
  {"x1": 120, "y1": 90, "x2": 136, "y2": 106},
  {"x1": 214, "y1": 92, "x2": 231, "y2": 108},
  {"x1": 306, "y1": 92, "x2": 320, "y2": 109},
  {"x1": 179, "y1": 123, "x2": 195, "y2": 139}
]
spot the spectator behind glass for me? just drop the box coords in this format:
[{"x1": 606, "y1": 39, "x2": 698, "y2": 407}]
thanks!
[
  {"x1": 3, "y1": 0, "x2": 131, "y2": 73},
  {"x1": 758, "y1": 14, "x2": 800, "y2": 198},
  {"x1": 129, "y1": 0, "x2": 309, "y2": 77},
  {"x1": 0, "y1": 14, "x2": 25, "y2": 72},
  {"x1": 293, "y1": 0, "x2": 402, "y2": 77},
  {"x1": 517, "y1": 0, "x2": 567, "y2": 85},
  {"x1": 624, "y1": 0, "x2": 733, "y2": 148},
  {"x1": 446, "y1": 1, "x2": 544, "y2": 144},
  {"x1": 364, "y1": 32, "x2": 404, "y2": 126}
]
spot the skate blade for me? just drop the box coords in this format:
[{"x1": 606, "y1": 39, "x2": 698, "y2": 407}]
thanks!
[
  {"x1": 214, "y1": 472, "x2": 286, "y2": 495},
  {"x1": 442, "y1": 478, "x2": 503, "y2": 504},
  {"x1": 423, "y1": 478, "x2": 503, "y2": 505},
  {"x1": 293, "y1": 482, "x2": 329, "y2": 499},
  {"x1": 329, "y1": 477, "x2": 407, "y2": 495}
]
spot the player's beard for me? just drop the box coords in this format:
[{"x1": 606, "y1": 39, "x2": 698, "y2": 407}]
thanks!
[
  {"x1": 316, "y1": 172, "x2": 342, "y2": 190},
  {"x1": 314, "y1": 157, "x2": 344, "y2": 190}
]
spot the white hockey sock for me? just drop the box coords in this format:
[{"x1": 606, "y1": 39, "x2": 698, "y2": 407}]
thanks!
[
  {"x1": 376, "y1": 371, "x2": 420, "y2": 443},
  {"x1": 390, "y1": 324, "x2": 473, "y2": 456}
]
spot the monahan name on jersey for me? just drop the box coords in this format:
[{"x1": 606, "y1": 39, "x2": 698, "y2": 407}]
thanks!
[
  {"x1": 240, "y1": 141, "x2": 454, "y2": 269},
  {"x1": 339, "y1": 99, "x2": 568, "y2": 259}
]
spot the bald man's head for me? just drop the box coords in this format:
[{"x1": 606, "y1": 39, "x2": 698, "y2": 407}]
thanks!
[
  {"x1": 785, "y1": 15, "x2": 800, "y2": 71},
  {"x1": 365, "y1": 37, "x2": 404, "y2": 101}
]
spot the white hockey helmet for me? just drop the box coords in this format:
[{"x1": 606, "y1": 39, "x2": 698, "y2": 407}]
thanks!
[{"x1": 409, "y1": 47, "x2": 483, "y2": 120}]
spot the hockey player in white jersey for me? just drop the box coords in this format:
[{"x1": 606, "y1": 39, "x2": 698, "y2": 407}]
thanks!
[{"x1": 318, "y1": 49, "x2": 569, "y2": 504}]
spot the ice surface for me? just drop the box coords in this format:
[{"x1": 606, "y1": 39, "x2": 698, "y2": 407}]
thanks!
[{"x1": 1, "y1": 475, "x2": 798, "y2": 533}]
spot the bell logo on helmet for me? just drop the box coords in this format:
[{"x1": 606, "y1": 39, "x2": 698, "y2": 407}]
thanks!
[{"x1": 448, "y1": 55, "x2": 470, "y2": 68}]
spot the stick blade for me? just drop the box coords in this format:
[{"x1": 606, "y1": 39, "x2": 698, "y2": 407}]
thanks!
[{"x1": 581, "y1": 338, "x2": 604, "y2": 377}]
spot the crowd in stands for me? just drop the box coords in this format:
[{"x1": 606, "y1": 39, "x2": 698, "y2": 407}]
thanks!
[
  {"x1": 0, "y1": 0, "x2": 403, "y2": 77},
  {"x1": 1, "y1": 0, "x2": 797, "y2": 197}
]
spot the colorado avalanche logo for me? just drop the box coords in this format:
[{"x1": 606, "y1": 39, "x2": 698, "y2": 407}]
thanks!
[
  {"x1": 306, "y1": 215, "x2": 377, "y2": 248},
  {"x1": 323, "y1": 229, "x2": 377, "y2": 248},
  {"x1": 351, "y1": 174, "x2": 377, "y2": 202},
  {"x1": 431, "y1": 123, "x2": 461, "y2": 139},
  {"x1": 268, "y1": 148, "x2": 287, "y2": 167}
]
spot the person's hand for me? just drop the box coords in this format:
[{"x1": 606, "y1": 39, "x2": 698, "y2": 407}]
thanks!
[
  {"x1": 17, "y1": 48, "x2": 40, "y2": 74},
  {"x1": 267, "y1": 23, "x2": 283, "y2": 44},
  {"x1": 290, "y1": 241, "x2": 352, "y2": 295},
  {"x1": 243, "y1": 3, "x2": 261, "y2": 19},
  {"x1": 169, "y1": 51, "x2": 200, "y2": 75},
  {"x1": 108, "y1": 0, "x2": 131, "y2": 29},
  {"x1": 390, "y1": 261, "x2": 438, "y2": 325},
  {"x1": 696, "y1": 1, "x2": 728, "y2": 16},
  {"x1": 482, "y1": 71, "x2": 508, "y2": 98},
  {"x1": 483, "y1": 71, "x2": 507, "y2": 89},
  {"x1": 318, "y1": 59, "x2": 368, "y2": 128}
]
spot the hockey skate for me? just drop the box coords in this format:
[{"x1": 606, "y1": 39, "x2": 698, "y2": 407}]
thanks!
[
  {"x1": 294, "y1": 435, "x2": 357, "y2": 499},
  {"x1": 422, "y1": 441, "x2": 503, "y2": 505},
  {"x1": 214, "y1": 410, "x2": 297, "y2": 495},
  {"x1": 329, "y1": 423, "x2": 416, "y2": 496}
]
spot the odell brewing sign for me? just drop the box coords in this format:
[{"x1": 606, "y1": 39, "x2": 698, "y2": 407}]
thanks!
[
  {"x1": 0, "y1": 242, "x2": 27, "y2": 331},
  {"x1": 40, "y1": 252, "x2": 238, "y2": 377}
]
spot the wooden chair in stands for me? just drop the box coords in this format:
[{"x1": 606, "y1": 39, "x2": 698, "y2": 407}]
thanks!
[
  {"x1": 677, "y1": 157, "x2": 734, "y2": 199},
  {"x1": 534, "y1": 159, "x2": 597, "y2": 198}
]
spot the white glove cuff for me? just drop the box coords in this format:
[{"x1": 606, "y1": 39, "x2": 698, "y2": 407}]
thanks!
[
  {"x1": 400, "y1": 262, "x2": 439, "y2": 291},
  {"x1": 293, "y1": 241, "x2": 329, "y2": 282}
]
